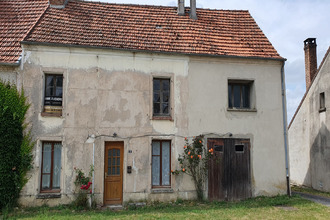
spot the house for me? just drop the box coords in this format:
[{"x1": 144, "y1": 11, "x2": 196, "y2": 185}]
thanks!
[
  {"x1": 1, "y1": 0, "x2": 288, "y2": 206},
  {"x1": 0, "y1": 0, "x2": 48, "y2": 84},
  {"x1": 289, "y1": 38, "x2": 330, "y2": 192}
]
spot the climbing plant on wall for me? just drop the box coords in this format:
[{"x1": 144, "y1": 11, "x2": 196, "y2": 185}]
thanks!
[
  {"x1": 0, "y1": 81, "x2": 34, "y2": 210},
  {"x1": 172, "y1": 136, "x2": 215, "y2": 201}
]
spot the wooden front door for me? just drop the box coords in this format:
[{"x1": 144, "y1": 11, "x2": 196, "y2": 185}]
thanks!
[
  {"x1": 104, "y1": 142, "x2": 124, "y2": 205},
  {"x1": 208, "y1": 138, "x2": 251, "y2": 201}
]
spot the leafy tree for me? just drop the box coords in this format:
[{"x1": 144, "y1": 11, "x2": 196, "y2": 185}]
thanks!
[{"x1": 0, "y1": 81, "x2": 33, "y2": 210}]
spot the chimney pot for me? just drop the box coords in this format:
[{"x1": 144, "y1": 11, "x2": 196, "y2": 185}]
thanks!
[
  {"x1": 49, "y1": 0, "x2": 68, "y2": 8},
  {"x1": 178, "y1": 0, "x2": 185, "y2": 16},
  {"x1": 190, "y1": 0, "x2": 197, "y2": 20},
  {"x1": 304, "y1": 38, "x2": 317, "y2": 89}
]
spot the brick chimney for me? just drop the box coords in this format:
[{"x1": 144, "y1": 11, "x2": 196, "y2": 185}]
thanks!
[
  {"x1": 304, "y1": 38, "x2": 317, "y2": 89},
  {"x1": 178, "y1": 0, "x2": 185, "y2": 15},
  {"x1": 190, "y1": 0, "x2": 197, "y2": 19},
  {"x1": 49, "y1": 0, "x2": 68, "y2": 8}
]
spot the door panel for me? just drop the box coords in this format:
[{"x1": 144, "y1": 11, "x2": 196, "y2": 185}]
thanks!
[
  {"x1": 104, "y1": 142, "x2": 123, "y2": 205},
  {"x1": 208, "y1": 138, "x2": 251, "y2": 201}
]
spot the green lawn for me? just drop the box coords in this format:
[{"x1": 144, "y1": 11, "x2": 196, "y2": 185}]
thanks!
[{"x1": 5, "y1": 195, "x2": 330, "y2": 219}]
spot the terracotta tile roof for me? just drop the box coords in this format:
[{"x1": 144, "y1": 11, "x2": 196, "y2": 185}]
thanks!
[
  {"x1": 0, "y1": 0, "x2": 48, "y2": 65},
  {"x1": 24, "y1": 0, "x2": 283, "y2": 60}
]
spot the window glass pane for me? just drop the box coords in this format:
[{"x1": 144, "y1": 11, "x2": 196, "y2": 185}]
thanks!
[
  {"x1": 153, "y1": 79, "x2": 160, "y2": 90},
  {"x1": 112, "y1": 157, "x2": 116, "y2": 165},
  {"x1": 117, "y1": 166, "x2": 120, "y2": 175},
  {"x1": 45, "y1": 76, "x2": 54, "y2": 96},
  {"x1": 112, "y1": 166, "x2": 115, "y2": 175},
  {"x1": 228, "y1": 84, "x2": 232, "y2": 108},
  {"x1": 108, "y1": 149, "x2": 112, "y2": 157},
  {"x1": 153, "y1": 92, "x2": 160, "y2": 102},
  {"x1": 55, "y1": 76, "x2": 63, "y2": 97},
  {"x1": 116, "y1": 157, "x2": 120, "y2": 166},
  {"x1": 153, "y1": 103, "x2": 160, "y2": 114},
  {"x1": 162, "y1": 103, "x2": 169, "y2": 114},
  {"x1": 152, "y1": 156, "x2": 160, "y2": 185},
  {"x1": 242, "y1": 85, "x2": 250, "y2": 108},
  {"x1": 163, "y1": 79, "x2": 170, "y2": 91},
  {"x1": 42, "y1": 174, "x2": 50, "y2": 189},
  {"x1": 163, "y1": 92, "x2": 169, "y2": 102},
  {"x1": 52, "y1": 143, "x2": 61, "y2": 189},
  {"x1": 162, "y1": 142, "x2": 170, "y2": 185},
  {"x1": 152, "y1": 141, "x2": 160, "y2": 155},
  {"x1": 42, "y1": 143, "x2": 52, "y2": 174},
  {"x1": 233, "y1": 85, "x2": 241, "y2": 108}
]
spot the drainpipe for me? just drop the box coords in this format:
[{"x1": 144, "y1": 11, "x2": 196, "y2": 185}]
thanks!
[{"x1": 281, "y1": 62, "x2": 291, "y2": 196}]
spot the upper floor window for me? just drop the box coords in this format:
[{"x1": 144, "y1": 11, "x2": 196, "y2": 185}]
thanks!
[
  {"x1": 43, "y1": 74, "x2": 63, "y2": 116},
  {"x1": 153, "y1": 78, "x2": 170, "y2": 117},
  {"x1": 319, "y1": 92, "x2": 326, "y2": 112},
  {"x1": 228, "y1": 80, "x2": 253, "y2": 109}
]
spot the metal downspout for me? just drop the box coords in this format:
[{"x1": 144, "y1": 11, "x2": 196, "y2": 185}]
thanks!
[{"x1": 281, "y1": 62, "x2": 291, "y2": 196}]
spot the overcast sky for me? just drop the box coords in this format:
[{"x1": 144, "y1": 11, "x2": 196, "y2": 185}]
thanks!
[{"x1": 93, "y1": 0, "x2": 330, "y2": 122}]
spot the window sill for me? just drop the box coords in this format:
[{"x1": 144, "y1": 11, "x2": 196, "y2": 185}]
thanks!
[
  {"x1": 319, "y1": 108, "x2": 326, "y2": 113},
  {"x1": 227, "y1": 108, "x2": 257, "y2": 112},
  {"x1": 37, "y1": 193, "x2": 61, "y2": 199},
  {"x1": 152, "y1": 116, "x2": 173, "y2": 121},
  {"x1": 41, "y1": 112, "x2": 62, "y2": 117},
  {"x1": 151, "y1": 188, "x2": 174, "y2": 194}
]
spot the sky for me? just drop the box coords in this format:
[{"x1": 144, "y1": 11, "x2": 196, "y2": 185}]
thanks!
[{"x1": 93, "y1": 0, "x2": 330, "y2": 122}]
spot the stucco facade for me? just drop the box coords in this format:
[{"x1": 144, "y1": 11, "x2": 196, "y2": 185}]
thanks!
[
  {"x1": 0, "y1": 65, "x2": 18, "y2": 84},
  {"x1": 289, "y1": 49, "x2": 330, "y2": 192},
  {"x1": 17, "y1": 44, "x2": 287, "y2": 206}
]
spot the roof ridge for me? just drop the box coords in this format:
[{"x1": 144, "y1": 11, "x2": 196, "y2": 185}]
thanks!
[
  {"x1": 70, "y1": 0, "x2": 249, "y2": 12},
  {"x1": 288, "y1": 45, "x2": 330, "y2": 129}
]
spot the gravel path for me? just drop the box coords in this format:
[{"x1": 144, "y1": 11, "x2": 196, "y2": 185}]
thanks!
[{"x1": 293, "y1": 191, "x2": 330, "y2": 207}]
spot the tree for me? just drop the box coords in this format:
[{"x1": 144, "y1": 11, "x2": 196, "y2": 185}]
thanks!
[{"x1": 0, "y1": 81, "x2": 34, "y2": 210}]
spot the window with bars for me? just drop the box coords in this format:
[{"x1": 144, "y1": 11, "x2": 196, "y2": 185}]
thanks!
[
  {"x1": 153, "y1": 78, "x2": 170, "y2": 117},
  {"x1": 152, "y1": 140, "x2": 171, "y2": 187},
  {"x1": 228, "y1": 81, "x2": 252, "y2": 109},
  {"x1": 43, "y1": 74, "x2": 63, "y2": 115},
  {"x1": 40, "y1": 142, "x2": 62, "y2": 192}
]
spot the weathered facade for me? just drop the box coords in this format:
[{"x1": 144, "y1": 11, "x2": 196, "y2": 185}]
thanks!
[
  {"x1": 1, "y1": 0, "x2": 288, "y2": 206},
  {"x1": 289, "y1": 39, "x2": 330, "y2": 192}
]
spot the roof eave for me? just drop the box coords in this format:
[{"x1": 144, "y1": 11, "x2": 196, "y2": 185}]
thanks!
[{"x1": 21, "y1": 41, "x2": 286, "y2": 62}]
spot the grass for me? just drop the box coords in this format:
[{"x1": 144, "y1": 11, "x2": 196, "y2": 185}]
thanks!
[
  {"x1": 4, "y1": 195, "x2": 330, "y2": 219},
  {"x1": 292, "y1": 185, "x2": 330, "y2": 198}
]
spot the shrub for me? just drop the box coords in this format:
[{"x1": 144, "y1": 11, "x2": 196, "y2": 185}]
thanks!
[
  {"x1": 0, "y1": 81, "x2": 33, "y2": 210},
  {"x1": 73, "y1": 166, "x2": 94, "y2": 208}
]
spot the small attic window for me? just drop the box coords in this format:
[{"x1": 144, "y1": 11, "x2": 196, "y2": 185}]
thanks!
[{"x1": 319, "y1": 92, "x2": 326, "y2": 112}]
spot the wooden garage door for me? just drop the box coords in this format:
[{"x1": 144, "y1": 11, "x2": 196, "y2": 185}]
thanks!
[{"x1": 208, "y1": 138, "x2": 251, "y2": 201}]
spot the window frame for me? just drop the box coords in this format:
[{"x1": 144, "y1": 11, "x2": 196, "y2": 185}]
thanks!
[
  {"x1": 152, "y1": 78, "x2": 171, "y2": 119},
  {"x1": 228, "y1": 80, "x2": 254, "y2": 110},
  {"x1": 319, "y1": 92, "x2": 326, "y2": 112},
  {"x1": 42, "y1": 74, "x2": 63, "y2": 117},
  {"x1": 151, "y1": 140, "x2": 171, "y2": 188},
  {"x1": 40, "y1": 141, "x2": 62, "y2": 193}
]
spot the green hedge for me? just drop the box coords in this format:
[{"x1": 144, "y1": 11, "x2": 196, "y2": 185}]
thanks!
[{"x1": 0, "y1": 81, "x2": 33, "y2": 210}]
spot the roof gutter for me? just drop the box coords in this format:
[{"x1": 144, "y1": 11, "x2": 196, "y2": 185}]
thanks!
[
  {"x1": 0, "y1": 61, "x2": 20, "y2": 66},
  {"x1": 280, "y1": 61, "x2": 291, "y2": 197},
  {"x1": 20, "y1": 41, "x2": 286, "y2": 62}
]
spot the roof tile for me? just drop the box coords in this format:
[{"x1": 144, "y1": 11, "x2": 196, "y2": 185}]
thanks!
[{"x1": 24, "y1": 0, "x2": 282, "y2": 59}]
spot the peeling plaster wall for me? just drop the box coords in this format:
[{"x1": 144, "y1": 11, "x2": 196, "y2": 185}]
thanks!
[
  {"x1": 289, "y1": 52, "x2": 330, "y2": 192},
  {"x1": 188, "y1": 57, "x2": 287, "y2": 196},
  {"x1": 0, "y1": 65, "x2": 18, "y2": 84},
  {"x1": 18, "y1": 45, "x2": 286, "y2": 206}
]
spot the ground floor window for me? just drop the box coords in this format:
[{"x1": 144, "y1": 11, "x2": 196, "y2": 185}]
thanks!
[
  {"x1": 40, "y1": 142, "x2": 62, "y2": 192},
  {"x1": 152, "y1": 140, "x2": 171, "y2": 187}
]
